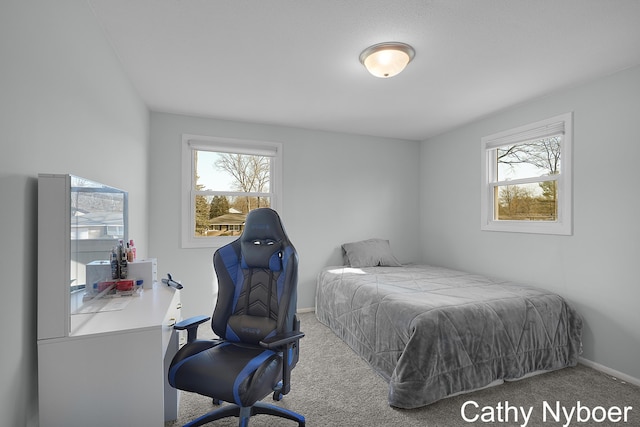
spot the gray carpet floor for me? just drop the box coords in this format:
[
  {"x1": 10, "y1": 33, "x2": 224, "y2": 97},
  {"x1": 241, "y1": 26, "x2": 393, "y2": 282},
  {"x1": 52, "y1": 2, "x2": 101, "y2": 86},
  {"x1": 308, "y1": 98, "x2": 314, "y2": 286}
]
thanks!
[{"x1": 166, "y1": 312, "x2": 639, "y2": 427}]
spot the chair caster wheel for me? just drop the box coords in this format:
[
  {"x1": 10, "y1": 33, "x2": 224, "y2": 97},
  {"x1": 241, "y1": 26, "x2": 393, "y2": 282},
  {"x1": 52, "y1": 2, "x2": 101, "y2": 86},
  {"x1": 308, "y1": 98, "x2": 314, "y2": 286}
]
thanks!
[
  {"x1": 212, "y1": 398, "x2": 222, "y2": 405},
  {"x1": 273, "y1": 391, "x2": 283, "y2": 401}
]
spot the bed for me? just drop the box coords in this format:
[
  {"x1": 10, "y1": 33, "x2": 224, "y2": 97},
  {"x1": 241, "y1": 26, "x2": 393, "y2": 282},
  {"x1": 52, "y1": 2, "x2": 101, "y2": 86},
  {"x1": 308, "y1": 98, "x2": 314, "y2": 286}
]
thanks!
[{"x1": 315, "y1": 240, "x2": 583, "y2": 409}]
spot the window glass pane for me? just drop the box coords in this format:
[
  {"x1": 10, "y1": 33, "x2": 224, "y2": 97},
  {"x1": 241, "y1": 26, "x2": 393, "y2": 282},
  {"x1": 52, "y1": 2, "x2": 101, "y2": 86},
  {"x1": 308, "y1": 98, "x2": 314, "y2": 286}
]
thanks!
[
  {"x1": 70, "y1": 176, "x2": 126, "y2": 241},
  {"x1": 195, "y1": 150, "x2": 270, "y2": 192},
  {"x1": 494, "y1": 181, "x2": 557, "y2": 221},
  {"x1": 496, "y1": 136, "x2": 562, "y2": 181},
  {"x1": 193, "y1": 195, "x2": 271, "y2": 237}
]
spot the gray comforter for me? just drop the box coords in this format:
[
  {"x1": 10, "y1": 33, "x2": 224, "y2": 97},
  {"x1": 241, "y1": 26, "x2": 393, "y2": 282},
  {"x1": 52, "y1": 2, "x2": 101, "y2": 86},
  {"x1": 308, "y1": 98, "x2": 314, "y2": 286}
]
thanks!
[{"x1": 315, "y1": 264, "x2": 583, "y2": 409}]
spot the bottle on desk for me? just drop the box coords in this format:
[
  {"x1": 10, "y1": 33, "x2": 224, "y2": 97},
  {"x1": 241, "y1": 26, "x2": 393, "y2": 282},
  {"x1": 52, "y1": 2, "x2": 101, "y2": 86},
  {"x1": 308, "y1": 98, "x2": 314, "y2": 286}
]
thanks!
[
  {"x1": 111, "y1": 248, "x2": 119, "y2": 280},
  {"x1": 128, "y1": 239, "x2": 136, "y2": 262},
  {"x1": 118, "y1": 240, "x2": 128, "y2": 279}
]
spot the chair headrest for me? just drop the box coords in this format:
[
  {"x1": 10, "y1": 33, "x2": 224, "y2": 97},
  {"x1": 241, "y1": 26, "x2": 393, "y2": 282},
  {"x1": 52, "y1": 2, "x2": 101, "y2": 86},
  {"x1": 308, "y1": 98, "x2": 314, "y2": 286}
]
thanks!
[{"x1": 240, "y1": 208, "x2": 289, "y2": 269}]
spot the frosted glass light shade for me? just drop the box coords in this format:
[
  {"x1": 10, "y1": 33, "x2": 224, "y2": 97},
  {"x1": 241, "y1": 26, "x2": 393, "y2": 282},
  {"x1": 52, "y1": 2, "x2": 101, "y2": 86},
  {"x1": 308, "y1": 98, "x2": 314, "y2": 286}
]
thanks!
[{"x1": 359, "y1": 42, "x2": 415, "y2": 78}]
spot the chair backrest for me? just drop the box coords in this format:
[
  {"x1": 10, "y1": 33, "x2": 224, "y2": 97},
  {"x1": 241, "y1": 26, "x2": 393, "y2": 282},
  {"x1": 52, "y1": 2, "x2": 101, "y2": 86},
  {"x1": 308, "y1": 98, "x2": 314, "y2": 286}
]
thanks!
[{"x1": 212, "y1": 208, "x2": 298, "y2": 345}]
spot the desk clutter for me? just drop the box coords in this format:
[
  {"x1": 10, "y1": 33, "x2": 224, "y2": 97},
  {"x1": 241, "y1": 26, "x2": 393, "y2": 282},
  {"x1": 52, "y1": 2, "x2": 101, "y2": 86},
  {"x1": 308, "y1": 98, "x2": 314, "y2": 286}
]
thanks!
[
  {"x1": 111, "y1": 239, "x2": 136, "y2": 280},
  {"x1": 85, "y1": 278, "x2": 143, "y2": 300},
  {"x1": 83, "y1": 251, "x2": 157, "y2": 302}
]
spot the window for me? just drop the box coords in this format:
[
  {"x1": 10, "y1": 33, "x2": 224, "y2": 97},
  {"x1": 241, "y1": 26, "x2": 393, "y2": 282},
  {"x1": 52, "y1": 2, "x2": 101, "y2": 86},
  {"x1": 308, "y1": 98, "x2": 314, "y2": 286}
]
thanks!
[
  {"x1": 181, "y1": 135, "x2": 282, "y2": 248},
  {"x1": 481, "y1": 112, "x2": 573, "y2": 235}
]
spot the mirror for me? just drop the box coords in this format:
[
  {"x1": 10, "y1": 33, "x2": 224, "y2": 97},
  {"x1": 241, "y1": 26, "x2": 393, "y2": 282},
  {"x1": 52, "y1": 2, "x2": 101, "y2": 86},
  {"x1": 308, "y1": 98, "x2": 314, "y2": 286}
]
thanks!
[{"x1": 69, "y1": 175, "x2": 128, "y2": 313}]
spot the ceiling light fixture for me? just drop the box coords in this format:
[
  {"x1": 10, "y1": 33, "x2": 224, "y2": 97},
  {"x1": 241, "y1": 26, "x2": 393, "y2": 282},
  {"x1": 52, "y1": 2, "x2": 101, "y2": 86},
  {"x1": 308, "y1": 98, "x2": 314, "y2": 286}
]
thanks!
[{"x1": 359, "y1": 42, "x2": 415, "y2": 78}]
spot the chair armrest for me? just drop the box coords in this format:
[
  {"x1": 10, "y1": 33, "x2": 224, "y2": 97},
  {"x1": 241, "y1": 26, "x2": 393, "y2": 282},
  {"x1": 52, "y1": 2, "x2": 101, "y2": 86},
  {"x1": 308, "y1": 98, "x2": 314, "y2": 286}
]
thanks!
[
  {"x1": 259, "y1": 331, "x2": 305, "y2": 350},
  {"x1": 261, "y1": 330, "x2": 305, "y2": 397},
  {"x1": 174, "y1": 315, "x2": 211, "y2": 343},
  {"x1": 174, "y1": 315, "x2": 210, "y2": 330}
]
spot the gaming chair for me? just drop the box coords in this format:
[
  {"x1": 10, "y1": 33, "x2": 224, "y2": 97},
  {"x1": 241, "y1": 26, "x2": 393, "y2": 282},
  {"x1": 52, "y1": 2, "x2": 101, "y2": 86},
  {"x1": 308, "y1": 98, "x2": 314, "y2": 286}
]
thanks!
[{"x1": 168, "y1": 208, "x2": 305, "y2": 427}]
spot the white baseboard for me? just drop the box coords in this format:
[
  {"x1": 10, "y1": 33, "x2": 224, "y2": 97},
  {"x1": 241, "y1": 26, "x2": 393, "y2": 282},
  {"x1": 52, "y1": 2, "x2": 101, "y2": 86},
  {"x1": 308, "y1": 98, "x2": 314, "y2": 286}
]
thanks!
[
  {"x1": 579, "y1": 357, "x2": 640, "y2": 387},
  {"x1": 297, "y1": 307, "x2": 315, "y2": 314}
]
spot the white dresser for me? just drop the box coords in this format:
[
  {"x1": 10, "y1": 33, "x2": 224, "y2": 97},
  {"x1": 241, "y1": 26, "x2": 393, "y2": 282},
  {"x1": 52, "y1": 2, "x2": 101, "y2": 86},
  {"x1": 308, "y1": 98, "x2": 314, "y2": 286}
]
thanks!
[{"x1": 37, "y1": 174, "x2": 182, "y2": 427}]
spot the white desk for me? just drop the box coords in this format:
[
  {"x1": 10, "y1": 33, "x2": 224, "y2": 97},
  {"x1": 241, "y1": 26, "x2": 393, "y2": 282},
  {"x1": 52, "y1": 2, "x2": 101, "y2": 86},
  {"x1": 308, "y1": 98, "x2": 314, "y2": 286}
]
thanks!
[{"x1": 37, "y1": 283, "x2": 181, "y2": 427}]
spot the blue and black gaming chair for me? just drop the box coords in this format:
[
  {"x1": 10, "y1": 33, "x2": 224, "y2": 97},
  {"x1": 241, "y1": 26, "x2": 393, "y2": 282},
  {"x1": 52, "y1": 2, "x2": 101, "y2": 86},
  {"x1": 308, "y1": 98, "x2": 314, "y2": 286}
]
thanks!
[{"x1": 168, "y1": 208, "x2": 305, "y2": 427}]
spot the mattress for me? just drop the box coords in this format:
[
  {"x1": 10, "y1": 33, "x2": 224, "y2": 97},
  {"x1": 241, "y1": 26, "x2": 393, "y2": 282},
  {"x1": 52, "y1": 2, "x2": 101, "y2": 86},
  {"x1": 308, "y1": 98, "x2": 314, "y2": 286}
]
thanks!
[{"x1": 315, "y1": 264, "x2": 583, "y2": 409}]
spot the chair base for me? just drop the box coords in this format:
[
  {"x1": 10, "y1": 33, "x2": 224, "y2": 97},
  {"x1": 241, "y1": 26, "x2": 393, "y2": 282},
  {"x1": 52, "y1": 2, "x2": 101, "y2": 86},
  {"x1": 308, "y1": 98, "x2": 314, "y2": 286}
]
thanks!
[{"x1": 183, "y1": 401, "x2": 305, "y2": 427}]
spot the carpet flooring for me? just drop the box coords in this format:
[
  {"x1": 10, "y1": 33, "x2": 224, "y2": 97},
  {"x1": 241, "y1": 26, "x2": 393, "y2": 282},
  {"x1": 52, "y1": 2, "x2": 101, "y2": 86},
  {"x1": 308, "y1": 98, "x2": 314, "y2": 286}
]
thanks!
[{"x1": 166, "y1": 312, "x2": 639, "y2": 427}]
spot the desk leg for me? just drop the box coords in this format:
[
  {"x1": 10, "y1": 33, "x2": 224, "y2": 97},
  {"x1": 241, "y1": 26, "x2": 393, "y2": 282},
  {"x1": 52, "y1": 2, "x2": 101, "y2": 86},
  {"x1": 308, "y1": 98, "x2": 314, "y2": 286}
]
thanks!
[{"x1": 164, "y1": 329, "x2": 180, "y2": 421}]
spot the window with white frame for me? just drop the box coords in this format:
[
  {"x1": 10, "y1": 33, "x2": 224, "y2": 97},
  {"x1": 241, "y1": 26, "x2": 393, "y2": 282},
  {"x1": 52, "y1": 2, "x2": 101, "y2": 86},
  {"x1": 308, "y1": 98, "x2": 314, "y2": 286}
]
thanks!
[
  {"x1": 481, "y1": 112, "x2": 573, "y2": 235},
  {"x1": 181, "y1": 135, "x2": 283, "y2": 248}
]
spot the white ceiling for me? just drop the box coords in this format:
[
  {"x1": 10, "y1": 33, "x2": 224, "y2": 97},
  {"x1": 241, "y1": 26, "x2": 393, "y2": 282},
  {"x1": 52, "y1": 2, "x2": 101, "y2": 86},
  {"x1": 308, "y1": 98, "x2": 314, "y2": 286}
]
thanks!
[{"x1": 87, "y1": 0, "x2": 640, "y2": 141}]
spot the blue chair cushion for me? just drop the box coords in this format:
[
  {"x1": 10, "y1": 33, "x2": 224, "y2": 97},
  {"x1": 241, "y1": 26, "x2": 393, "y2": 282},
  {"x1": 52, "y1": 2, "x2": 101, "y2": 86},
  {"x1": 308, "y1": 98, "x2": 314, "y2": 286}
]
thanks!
[{"x1": 169, "y1": 342, "x2": 282, "y2": 407}]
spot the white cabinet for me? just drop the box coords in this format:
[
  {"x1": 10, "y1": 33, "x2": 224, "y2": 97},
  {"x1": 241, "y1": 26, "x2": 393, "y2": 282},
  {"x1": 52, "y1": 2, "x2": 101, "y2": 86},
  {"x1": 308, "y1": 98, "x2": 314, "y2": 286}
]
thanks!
[
  {"x1": 37, "y1": 174, "x2": 181, "y2": 427},
  {"x1": 37, "y1": 284, "x2": 181, "y2": 427}
]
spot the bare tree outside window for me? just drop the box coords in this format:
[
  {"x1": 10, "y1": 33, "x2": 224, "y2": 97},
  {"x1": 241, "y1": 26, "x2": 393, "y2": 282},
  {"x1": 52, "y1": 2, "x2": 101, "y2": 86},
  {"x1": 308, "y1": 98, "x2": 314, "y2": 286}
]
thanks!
[
  {"x1": 214, "y1": 153, "x2": 270, "y2": 212},
  {"x1": 495, "y1": 136, "x2": 561, "y2": 221},
  {"x1": 193, "y1": 150, "x2": 272, "y2": 237}
]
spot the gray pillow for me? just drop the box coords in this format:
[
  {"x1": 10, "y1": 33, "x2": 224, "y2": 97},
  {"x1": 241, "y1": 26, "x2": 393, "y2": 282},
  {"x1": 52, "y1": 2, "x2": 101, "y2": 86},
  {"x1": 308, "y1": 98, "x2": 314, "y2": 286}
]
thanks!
[{"x1": 341, "y1": 238, "x2": 402, "y2": 267}]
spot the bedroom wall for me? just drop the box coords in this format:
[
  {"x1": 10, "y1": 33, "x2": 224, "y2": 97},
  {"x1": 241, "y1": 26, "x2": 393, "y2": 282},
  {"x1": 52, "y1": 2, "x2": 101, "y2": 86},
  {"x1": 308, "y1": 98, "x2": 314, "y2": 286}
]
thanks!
[
  {"x1": 149, "y1": 112, "x2": 421, "y2": 316},
  {"x1": 419, "y1": 65, "x2": 640, "y2": 383},
  {"x1": 0, "y1": 1, "x2": 149, "y2": 426}
]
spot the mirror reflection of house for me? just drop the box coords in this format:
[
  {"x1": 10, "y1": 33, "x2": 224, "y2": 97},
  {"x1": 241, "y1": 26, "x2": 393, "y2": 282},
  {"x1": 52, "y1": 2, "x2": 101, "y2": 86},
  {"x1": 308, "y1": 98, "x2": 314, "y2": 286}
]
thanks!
[
  {"x1": 207, "y1": 208, "x2": 246, "y2": 236},
  {"x1": 71, "y1": 211, "x2": 125, "y2": 240}
]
